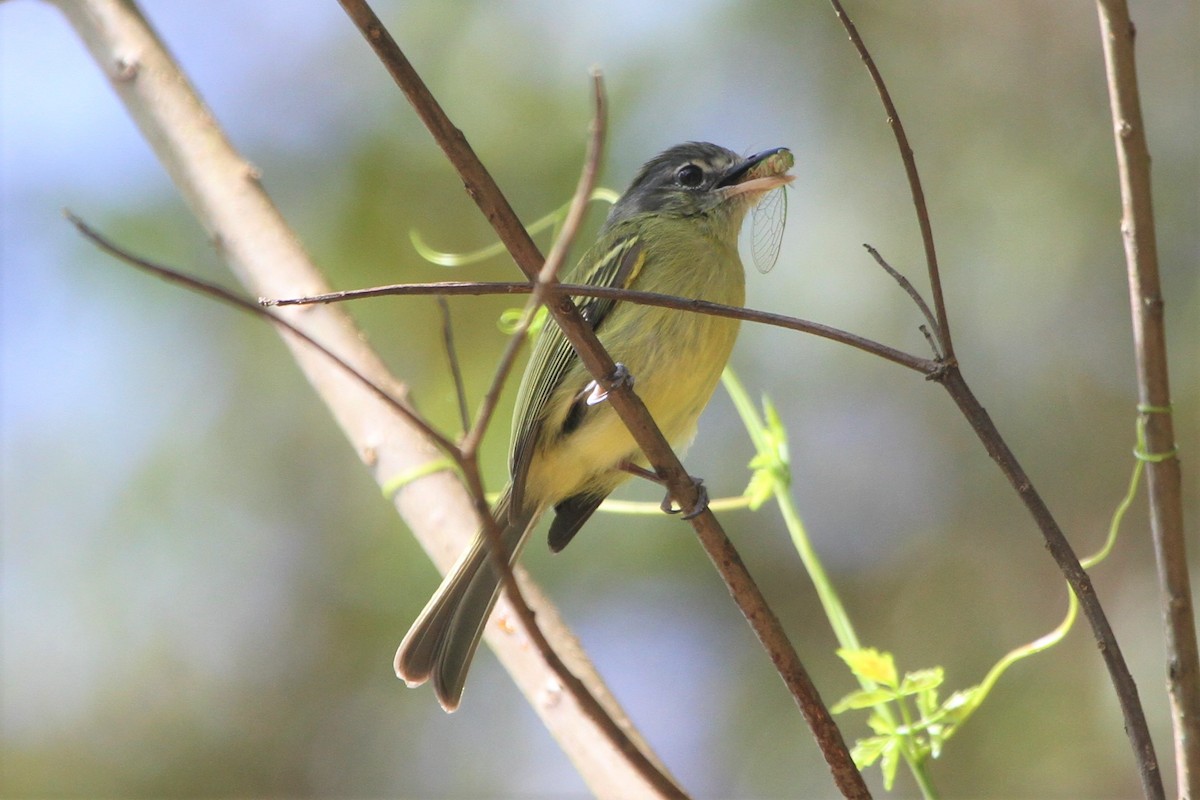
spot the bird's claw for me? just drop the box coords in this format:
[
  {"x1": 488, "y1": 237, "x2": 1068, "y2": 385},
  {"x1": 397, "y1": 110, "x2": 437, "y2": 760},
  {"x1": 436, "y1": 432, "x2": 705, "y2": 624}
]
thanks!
[
  {"x1": 585, "y1": 363, "x2": 634, "y2": 406},
  {"x1": 607, "y1": 362, "x2": 633, "y2": 389},
  {"x1": 661, "y1": 478, "x2": 709, "y2": 520}
]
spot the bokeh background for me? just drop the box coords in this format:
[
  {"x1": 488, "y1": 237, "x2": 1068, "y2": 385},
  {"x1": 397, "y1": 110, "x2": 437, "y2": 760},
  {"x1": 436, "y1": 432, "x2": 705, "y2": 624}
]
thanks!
[{"x1": 3, "y1": 1, "x2": 1197, "y2": 797}]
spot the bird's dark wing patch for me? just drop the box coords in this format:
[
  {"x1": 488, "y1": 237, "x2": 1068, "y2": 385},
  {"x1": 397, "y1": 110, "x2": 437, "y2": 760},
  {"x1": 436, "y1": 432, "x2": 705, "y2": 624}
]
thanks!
[{"x1": 547, "y1": 492, "x2": 607, "y2": 553}]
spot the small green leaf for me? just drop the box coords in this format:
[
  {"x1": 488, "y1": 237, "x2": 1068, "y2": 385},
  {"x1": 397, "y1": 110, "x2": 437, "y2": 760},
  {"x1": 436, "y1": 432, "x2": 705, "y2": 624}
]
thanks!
[
  {"x1": 916, "y1": 684, "x2": 940, "y2": 718},
  {"x1": 742, "y1": 466, "x2": 775, "y2": 510},
  {"x1": 760, "y1": 397, "x2": 791, "y2": 479},
  {"x1": 850, "y1": 735, "x2": 890, "y2": 768},
  {"x1": 831, "y1": 688, "x2": 896, "y2": 713},
  {"x1": 941, "y1": 687, "x2": 978, "y2": 715},
  {"x1": 899, "y1": 667, "x2": 944, "y2": 696},
  {"x1": 880, "y1": 738, "x2": 901, "y2": 790},
  {"x1": 762, "y1": 397, "x2": 787, "y2": 445},
  {"x1": 837, "y1": 647, "x2": 898, "y2": 687},
  {"x1": 866, "y1": 711, "x2": 893, "y2": 736}
]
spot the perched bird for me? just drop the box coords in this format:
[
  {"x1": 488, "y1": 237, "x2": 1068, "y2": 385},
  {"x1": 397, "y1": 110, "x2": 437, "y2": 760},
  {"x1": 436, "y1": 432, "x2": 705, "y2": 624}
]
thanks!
[{"x1": 396, "y1": 141, "x2": 795, "y2": 710}]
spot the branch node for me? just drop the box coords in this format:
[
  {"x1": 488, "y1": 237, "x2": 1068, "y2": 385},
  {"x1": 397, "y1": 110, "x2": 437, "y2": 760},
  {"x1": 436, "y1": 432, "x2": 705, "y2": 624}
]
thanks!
[{"x1": 112, "y1": 56, "x2": 139, "y2": 81}]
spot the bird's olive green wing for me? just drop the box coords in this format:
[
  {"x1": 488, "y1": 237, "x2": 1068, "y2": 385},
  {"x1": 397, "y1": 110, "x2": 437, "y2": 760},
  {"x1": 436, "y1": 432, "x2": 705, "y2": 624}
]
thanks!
[{"x1": 508, "y1": 229, "x2": 645, "y2": 515}]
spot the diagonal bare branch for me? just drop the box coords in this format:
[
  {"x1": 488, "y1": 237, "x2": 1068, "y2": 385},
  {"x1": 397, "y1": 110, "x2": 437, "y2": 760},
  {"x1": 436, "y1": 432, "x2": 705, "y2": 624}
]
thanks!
[
  {"x1": 434, "y1": 73, "x2": 695, "y2": 800},
  {"x1": 337, "y1": 2, "x2": 869, "y2": 795}
]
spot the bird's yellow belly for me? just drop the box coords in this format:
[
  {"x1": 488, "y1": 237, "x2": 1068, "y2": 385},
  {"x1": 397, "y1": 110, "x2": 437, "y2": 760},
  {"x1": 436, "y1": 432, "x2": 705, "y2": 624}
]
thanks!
[{"x1": 522, "y1": 299, "x2": 741, "y2": 506}]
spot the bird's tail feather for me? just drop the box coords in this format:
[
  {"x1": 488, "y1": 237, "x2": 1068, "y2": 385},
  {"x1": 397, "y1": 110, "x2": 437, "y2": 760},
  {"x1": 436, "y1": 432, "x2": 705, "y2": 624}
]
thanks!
[{"x1": 394, "y1": 487, "x2": 537, "y2": 711}]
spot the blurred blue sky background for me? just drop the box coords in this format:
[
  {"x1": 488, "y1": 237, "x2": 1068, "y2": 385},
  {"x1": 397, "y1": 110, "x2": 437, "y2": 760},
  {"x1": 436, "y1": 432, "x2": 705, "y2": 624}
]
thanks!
[{"x1": 3, "y1": 1, "x2": 1197, "y2": 797}]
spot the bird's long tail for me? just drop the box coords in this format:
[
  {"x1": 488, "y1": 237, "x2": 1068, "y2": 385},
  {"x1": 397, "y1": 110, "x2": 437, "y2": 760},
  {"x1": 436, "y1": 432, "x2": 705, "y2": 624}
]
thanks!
[{"x1": 394, "y1": 487, "x2": 537, "y2": 711}]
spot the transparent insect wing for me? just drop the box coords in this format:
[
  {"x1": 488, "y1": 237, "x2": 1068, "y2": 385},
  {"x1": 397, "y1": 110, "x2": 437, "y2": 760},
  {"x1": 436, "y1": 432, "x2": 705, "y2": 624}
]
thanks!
[{"x1": 751, "y1": 185, "x2": 787, "y2": 274}]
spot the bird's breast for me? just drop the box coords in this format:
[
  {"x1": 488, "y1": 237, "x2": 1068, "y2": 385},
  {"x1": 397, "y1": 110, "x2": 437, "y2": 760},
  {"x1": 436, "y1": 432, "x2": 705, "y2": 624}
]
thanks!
[{"x1": 521, "y1": 229, "x2": 745, "y2": 506}]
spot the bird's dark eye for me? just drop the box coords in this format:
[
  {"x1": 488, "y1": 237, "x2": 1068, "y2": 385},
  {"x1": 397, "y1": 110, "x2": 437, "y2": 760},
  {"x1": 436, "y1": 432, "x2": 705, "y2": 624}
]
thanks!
[{"x1": 675, "y1": 163, "x2": 704, "y2": 188}]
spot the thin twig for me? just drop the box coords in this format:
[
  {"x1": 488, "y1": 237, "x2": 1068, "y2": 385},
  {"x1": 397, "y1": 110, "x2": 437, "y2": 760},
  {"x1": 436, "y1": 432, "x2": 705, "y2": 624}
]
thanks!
[
  {"x1": 266, "y1": 281, "x2": 938, "y2": 375},
  {"x1": 1098, "y1": 1, "x2": 1195, "y2": 796},
  {"x1": 435, "y1": 296, "x2": 471, "y2": 435},
  {"x1": 66, "y1": 211, "x2": 454, "y2": 457},
  {"x1": 261, "y1": 280, "x2": 529, "y2": 304},
  {"x1": 862, "y1": 244, "x2": 943, "y2": 358},
  {"x1": 917, "y1": 325, "x2": 940, "y2": 362},
  {"x1": 829, "y1": 0, "x2": 953, "y2": 361},
  {"x1": 459, "y1": 70, "x2": 607, "y2": 460},
  {"x1": 338, "y1": 2, "x2": 869, "y2": 795}
]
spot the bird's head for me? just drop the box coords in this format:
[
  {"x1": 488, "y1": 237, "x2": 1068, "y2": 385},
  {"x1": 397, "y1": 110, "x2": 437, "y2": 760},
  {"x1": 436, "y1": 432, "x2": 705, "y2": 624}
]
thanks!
[{"x1": 606, "y1": 142, "x2": 794, "y2": 235}]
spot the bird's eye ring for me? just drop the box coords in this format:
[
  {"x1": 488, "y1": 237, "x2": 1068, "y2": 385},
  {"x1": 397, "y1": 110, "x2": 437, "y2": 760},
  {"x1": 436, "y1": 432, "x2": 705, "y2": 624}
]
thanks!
[{"x1": 675, "y1": 164, "x2": 704, "y2": 188}]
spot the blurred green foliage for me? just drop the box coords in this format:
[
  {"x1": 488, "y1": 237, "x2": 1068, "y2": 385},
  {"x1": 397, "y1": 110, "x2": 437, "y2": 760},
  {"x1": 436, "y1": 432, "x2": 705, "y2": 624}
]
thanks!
[{"x1": 3, "y1": 1, "x2": 1197, "y2": 797}]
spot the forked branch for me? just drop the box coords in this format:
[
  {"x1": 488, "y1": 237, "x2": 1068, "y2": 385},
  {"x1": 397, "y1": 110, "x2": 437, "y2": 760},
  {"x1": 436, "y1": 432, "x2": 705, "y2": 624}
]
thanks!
[{"x1": 830, "y1": 2, "x2": 1163, "y2": 797}]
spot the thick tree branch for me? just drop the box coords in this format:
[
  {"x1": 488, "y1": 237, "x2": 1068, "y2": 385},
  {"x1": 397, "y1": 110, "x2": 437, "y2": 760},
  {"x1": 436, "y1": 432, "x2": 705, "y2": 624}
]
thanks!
[
  {"x1": 50, "y1": 1, "x2": 679, "y2": 797},
  {"x1": 1098, "y1": 2, "x2": 1196, "y2": 797}
]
